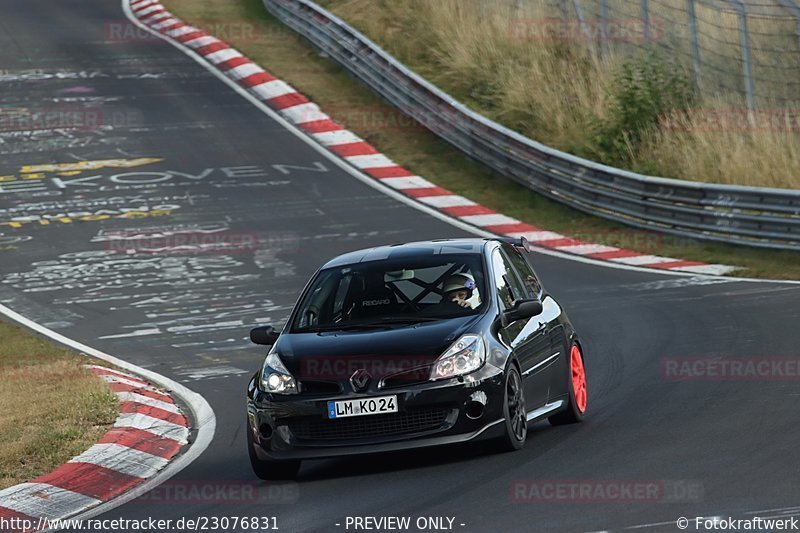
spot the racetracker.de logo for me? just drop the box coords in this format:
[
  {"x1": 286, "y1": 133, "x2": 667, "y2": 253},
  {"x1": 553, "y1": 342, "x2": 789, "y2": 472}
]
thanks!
[
  {"x1": 0, "y1": 108, "x2": 143, "y2": 132},
  {"x1": 508, "y1": 18, "x2": 665, "y2": 44},
  {"x1": 102, "y1": 230, "x2": 261, "y2": 255},
  {"x1": 104, "y1": 19, "x2": 291, "y2": 43},
  {"x1": 300, "y1": 355, "x2": 435, "y2": 381},
  {"x1": 510, "y1": 479, "x2": 703, "y2": 503},
  {"x1": 661, "y1": 357, "x2": 800, "y2": 381},
  {"x1": 127, "y1": 480, "x2": 299, "y2": 505}
]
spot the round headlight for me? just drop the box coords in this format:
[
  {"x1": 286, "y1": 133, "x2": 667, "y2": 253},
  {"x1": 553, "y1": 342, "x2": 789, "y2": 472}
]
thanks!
[{"x1": 267, "y1": 373, "x2": 282, "y2": 390}]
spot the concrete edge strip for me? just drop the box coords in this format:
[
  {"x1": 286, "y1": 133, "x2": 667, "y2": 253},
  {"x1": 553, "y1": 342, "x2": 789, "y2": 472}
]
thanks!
[
  {"x1": 126, "y1": 0, "x2": 741, "y2": 277},
  {"x1": 0, "y1": 303, "x2": 216, "y2": 531}
]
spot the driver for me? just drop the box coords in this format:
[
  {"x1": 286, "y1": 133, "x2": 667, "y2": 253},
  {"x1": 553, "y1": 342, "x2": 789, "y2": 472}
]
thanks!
[{"x1": 441, "y1": 273, "x2": 477, "y2": 309}]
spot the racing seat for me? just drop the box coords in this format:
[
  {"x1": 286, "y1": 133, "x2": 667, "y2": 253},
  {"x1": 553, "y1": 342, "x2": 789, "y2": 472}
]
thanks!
[{"x1": 350, "y1": 277, "x2": 398, "y2": 319}]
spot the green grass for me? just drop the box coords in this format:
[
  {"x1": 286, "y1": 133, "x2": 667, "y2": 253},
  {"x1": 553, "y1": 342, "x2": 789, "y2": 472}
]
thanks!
[
  {"x1": 0, "y1": 322, "x2": 118, "y2": 489},
  {"x1": 158, "y1": 0, "x2": 800, "y2": 280}
]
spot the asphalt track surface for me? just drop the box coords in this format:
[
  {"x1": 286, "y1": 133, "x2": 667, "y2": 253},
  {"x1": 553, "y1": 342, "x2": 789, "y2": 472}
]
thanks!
[{"x1": 2, "y1": 1, "x2": 800, "y2": 532}]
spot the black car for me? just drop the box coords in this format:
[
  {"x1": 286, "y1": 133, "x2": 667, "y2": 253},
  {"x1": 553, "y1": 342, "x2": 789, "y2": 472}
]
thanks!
[{"x1": 246, "y1": 238, "x2": 587, "y2": 479}]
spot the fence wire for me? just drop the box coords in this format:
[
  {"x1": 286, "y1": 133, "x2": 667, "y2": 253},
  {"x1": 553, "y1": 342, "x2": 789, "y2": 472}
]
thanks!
[{"x1": 506, "y1": 0, "x2": 800, "y2": 109}]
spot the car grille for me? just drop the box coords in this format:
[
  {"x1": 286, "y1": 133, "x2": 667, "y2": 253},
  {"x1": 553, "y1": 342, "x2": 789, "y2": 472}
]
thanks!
[{"x1": 288, "y1": 408, "x2": 450, "y2": 441}]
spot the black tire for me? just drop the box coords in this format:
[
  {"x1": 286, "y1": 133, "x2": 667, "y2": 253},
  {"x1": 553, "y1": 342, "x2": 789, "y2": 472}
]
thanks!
[
  {"x1": 495, "y1": 365, "x2": 527, "y2": 452},
  {"x1": 246, "y1": 422, "x2": 301, "y2": 480},
  {"x1": 549, "y1": 343, "x2": 587, "y2": 426}
]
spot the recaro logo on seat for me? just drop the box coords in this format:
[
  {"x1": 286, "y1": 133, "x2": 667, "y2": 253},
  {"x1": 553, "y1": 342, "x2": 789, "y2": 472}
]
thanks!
[{"x1": 362, "y1": 299, "x2": 390, "y2": 307}]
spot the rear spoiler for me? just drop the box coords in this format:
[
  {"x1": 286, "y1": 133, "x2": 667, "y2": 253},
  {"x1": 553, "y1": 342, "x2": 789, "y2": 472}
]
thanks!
[{"x1": 496, "y1": 236, "x2": 532, "y2": 253}]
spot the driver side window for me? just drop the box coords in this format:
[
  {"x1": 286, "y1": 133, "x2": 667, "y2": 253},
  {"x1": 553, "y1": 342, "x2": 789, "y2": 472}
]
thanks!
[{"x1": 491, "y1": 249, "x2": 527, "y2": 311}]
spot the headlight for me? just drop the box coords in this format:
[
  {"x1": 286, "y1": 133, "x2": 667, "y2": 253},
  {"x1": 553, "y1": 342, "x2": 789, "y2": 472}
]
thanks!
[
  {"x1": 261, "y1": 350, "x2": 298, "y2": 394},
  {"x1": 430, "y1": 334, "x2": 486, "y2": 380}
]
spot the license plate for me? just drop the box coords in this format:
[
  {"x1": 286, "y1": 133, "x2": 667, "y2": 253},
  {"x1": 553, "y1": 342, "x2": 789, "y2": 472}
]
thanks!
[{"x1": 327, "y1": 395, "x2": 398, "y2": 419}]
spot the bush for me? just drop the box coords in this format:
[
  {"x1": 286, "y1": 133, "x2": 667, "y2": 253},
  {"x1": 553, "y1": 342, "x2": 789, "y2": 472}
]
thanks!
[{"x1": 588, "y1": 50, "x2": 695, "y2": 166}]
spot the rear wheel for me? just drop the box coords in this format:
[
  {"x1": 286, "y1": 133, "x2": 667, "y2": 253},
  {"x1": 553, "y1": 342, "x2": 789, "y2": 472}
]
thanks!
[
  {"x1": 496, "y1": 365, "x2": 527, "y2": 452},
  {"x1": 246, "y1": 421, "x2": 301, "y2": 480},
  {"x1": 549, "y1": 343, "x2": 587, "y2": 425}
]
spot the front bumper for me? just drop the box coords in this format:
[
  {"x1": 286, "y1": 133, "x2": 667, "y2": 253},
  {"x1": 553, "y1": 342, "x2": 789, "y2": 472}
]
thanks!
[{"x1": 246, "y1": 364, "x2": 506, "y2": 460}]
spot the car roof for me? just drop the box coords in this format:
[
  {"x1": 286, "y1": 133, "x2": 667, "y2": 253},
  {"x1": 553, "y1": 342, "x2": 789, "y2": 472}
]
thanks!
[{"x1": 321, "y1": 238, "x2": 496, "y2": 269}]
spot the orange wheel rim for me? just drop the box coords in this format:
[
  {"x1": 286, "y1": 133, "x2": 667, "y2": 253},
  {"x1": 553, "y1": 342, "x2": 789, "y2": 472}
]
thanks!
[{"x1": 570, "y1": 345, "x2": 587, "y2": 413}]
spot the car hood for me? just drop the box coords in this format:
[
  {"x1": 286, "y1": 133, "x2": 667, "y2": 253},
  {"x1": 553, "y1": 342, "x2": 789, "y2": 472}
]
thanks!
[{"x1": 274, "y1": 315, "x2": 482, "y2": 380}]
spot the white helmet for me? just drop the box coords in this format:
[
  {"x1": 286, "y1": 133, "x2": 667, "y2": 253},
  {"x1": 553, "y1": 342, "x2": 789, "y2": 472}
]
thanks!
[{"x1": 443, "y1": 273, "x2": 476, "y2": 298}]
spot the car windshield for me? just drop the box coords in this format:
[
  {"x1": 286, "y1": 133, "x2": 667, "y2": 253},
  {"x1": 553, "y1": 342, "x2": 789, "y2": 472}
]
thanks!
[{"x1": 291, "y1": 254, "x2": 486, "y2": 332}]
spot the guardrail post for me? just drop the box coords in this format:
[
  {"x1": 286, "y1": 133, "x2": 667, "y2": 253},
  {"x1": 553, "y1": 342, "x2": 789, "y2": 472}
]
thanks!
[{"x1": 686, "y1": 0, "x2": 702, "y2": 91}]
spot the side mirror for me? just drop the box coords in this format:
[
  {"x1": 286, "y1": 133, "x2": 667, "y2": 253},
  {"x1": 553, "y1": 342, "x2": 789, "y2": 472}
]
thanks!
[
  {"x1": 250, "y1": 325, "x2": 279, "y2": 346},
  {"x1": 499, "y1": 299, "x2": 543, "y2": 328}
]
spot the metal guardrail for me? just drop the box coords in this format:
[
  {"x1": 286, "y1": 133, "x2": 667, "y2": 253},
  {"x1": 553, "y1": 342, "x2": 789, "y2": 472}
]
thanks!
[{"x1": 263, "y1": 0, "x2": 800, "y2": 251}]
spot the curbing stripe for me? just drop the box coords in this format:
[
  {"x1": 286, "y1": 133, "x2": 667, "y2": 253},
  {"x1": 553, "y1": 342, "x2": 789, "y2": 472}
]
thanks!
[
  {"x1": 98, "y1": 428, "x2": 184, "y2": 460},
  {"x1": 312, "y1": 129, "x2": 363, "y2": 146},
  {"x1": 279, "y1": 102, "x2": 328, "y2": 124},
  {"x1": 418, "y1": 195, "x2": 478, "y2": 208},
  {"x1": 119, "y1": 401, "x2": 187, "y2": 426},
  {"x1": 98, "y1": 373, "x2": 162, "y2": 391},
  {"x1": 204, "y1": 48, "x2": 242, "y2": 65},
  {"x1": 106, "y1": 381, "x2": 174, "y2": 404},
  {"x1": 33, "y1": 463, "x2": 142, "y2": 502},
  {"x1": 330, "y1": 141, "x2": 380, "y2": 157},
  {"x1": 556, "y1": 243, "x2": 620, "y2": 255},
  {"x1": 460, "y1": 213, "x2": 520, "y2": 227},
  {"x1": 228, "y1": 63, "x2": 264, "y2": 81},
  {"x1": 115, "y1": 391, "x2": 181, "y2": 413},
  {"x1": 113, "y1": 412, "x2": 189, "y2": 443},
  {"x1": 252, "y1": 80, "x2": 297, "y2": 101},
  {"x1": 68, "y1": 444, "x2": 169, "y2": 479},
  {"x1": 380, "y1": 176, "x2": 437, "y2": 189},
  {"x1": 611, "y1": 255, "x2": 678, "y2": 266},
  {"x1": 90, "y1": 366, "x2": 150, "y2": 386},
  {"x1": 0, "y1": 483, "x2": 102, "y2": 521}
]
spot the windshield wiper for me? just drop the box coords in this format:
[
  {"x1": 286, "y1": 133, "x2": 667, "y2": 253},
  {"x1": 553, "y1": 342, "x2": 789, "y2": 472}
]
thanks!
[
  {"x1": 372, "y1": 316, "x2": 440, "y2": 324},
  {"x1": 309, "y1": 324, "x2": 389, "y2": 332}
]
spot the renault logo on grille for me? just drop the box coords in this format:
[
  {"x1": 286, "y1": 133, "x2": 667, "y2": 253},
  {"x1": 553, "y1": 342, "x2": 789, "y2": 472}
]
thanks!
[{"x1": 350, "y1": 369, "x2": 371, "y2": 392}]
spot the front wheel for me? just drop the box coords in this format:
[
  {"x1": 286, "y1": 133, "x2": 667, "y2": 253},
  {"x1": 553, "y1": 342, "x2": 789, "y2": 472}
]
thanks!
[
  {"x1": 247, "y1": 421, "x2": 301, "y2": 480},
  {"x1": 495, "y1": 365, "x2": 527, "y2": 452},
  {"x1": 549, "y1": 343, "x2": 587, "y2": 425}
]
